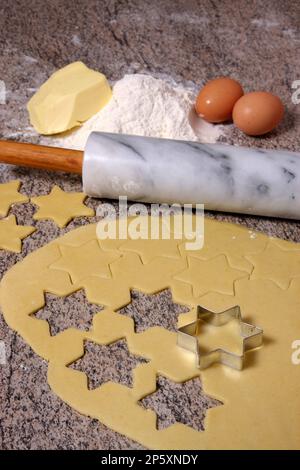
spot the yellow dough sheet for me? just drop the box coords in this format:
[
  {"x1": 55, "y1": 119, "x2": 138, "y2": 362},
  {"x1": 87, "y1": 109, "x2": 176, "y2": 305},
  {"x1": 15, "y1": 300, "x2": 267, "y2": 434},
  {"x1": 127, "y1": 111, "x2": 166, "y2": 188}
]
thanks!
[{"x1": 1, "y1": 216, "x2": 300, "y2": 449}]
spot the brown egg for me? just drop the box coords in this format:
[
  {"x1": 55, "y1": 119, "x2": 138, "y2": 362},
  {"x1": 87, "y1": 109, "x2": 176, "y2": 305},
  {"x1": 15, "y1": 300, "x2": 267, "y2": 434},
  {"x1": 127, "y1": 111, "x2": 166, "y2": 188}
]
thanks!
[
  {"x1": 195, "y1": 77, "x2": 244, "y2": 123},
  {"x1": 233, "y1": 91, "x2": 284, "y2": 136}
]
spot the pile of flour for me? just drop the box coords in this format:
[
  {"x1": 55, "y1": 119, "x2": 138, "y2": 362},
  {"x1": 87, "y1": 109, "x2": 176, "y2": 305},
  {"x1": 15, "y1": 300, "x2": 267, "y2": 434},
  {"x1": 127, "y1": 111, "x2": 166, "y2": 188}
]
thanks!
[{"x1": 44, "y1": 74, "x2": 223, "y2": 150}]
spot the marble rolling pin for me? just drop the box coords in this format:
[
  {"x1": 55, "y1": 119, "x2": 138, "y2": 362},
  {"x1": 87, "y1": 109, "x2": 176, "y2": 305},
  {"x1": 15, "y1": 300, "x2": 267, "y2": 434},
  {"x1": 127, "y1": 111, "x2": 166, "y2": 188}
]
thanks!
[{"x1": 1, "y1": 131, "x2": 300, "y2": 219}]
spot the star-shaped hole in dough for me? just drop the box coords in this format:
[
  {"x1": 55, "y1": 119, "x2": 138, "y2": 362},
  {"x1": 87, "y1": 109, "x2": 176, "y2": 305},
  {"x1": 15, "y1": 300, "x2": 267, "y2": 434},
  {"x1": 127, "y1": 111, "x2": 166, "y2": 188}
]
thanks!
[
  {"x1": 140, "y1": 375, "x2": 222, "y2": 431},
  {"x1": 50, "y1": 240, "x2": 121, "y2": 283},
  {"x1": 0, "y1": 180, "x2": 29, "y2": 217},
  {"x1": 0, "y1": 215, "x2": 35, "y2": 253},
  {"x1": 70, "y1": 339, "x2": 148, "y2": 390},
  {"x1": 246, "y1": 241, "x2": 300, "y2": 289},
  {"x1": 33, "y1": 290, "x2": 103, "y2": 336},
  {"x1": 118, "y1": 289, "x2": 190, "y2": 333},
  {"x1": 174, "y1": 254, "x2": 247, "y2": 298},
  {"x1": 31, "y1": 185, "x2": 95, "y2": 228}
]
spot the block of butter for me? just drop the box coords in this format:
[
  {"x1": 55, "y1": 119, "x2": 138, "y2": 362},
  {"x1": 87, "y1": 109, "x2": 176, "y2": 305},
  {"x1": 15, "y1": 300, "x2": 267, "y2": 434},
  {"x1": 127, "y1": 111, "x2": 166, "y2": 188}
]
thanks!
[{"x1": 27, "y1": 62, "x2": 112, "y2": 135}]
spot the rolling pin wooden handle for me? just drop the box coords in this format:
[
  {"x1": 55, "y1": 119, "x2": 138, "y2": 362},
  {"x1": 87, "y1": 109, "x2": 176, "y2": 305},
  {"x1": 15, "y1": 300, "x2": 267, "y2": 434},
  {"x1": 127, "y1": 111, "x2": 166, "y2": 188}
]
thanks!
[{"x1": 0, "y1": 140, "x2": 83, "y2": 174}]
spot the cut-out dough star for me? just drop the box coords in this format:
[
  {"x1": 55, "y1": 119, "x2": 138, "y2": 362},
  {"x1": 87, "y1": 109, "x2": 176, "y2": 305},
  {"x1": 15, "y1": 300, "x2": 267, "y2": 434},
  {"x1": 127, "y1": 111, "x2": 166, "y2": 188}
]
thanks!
[
  {"x1": 50, "y1": 240, "x2": 121, "y2": 283},
  {"x1": 119, "y1": 238, "x2": 181, "y2": 264},
  {"x1": 180, "y1": 221, "x2": 267, "y2": 274},
  {"x1": 0, "y1": 180, "x2": 28, "y2": 216},
  {"x1": 0, "y1": 215, "x2": 35, "y2": 253},
  {"x1": 246, "y1": 241, "x2": 300, "y2": 289},
  {"x1": 31, "y1": 185, "x2": 94, "y2": 227},
  {"x1": 174, "y1": 254, "x2": 247, "y2": 297}
]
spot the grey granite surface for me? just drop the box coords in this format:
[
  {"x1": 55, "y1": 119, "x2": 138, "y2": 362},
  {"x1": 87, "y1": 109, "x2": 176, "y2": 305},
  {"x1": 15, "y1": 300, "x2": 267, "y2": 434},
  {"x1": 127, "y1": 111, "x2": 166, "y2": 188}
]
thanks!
[{"x1": 0, "y1": 0, "x2": 300, "y2": 450}]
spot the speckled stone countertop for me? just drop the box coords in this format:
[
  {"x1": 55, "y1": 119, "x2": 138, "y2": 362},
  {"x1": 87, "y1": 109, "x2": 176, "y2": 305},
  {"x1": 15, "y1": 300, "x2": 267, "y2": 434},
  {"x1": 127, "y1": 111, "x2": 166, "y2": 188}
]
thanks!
[{"x1": 0, "y1": 0, "x2": 300, "y2": 450}]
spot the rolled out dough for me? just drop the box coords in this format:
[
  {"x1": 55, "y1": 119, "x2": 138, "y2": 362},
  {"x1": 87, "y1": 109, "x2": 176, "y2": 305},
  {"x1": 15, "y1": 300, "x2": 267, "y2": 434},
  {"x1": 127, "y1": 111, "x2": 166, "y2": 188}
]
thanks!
[{"x1": 0, "y1": 216, "x2": 300, "y2": 449}]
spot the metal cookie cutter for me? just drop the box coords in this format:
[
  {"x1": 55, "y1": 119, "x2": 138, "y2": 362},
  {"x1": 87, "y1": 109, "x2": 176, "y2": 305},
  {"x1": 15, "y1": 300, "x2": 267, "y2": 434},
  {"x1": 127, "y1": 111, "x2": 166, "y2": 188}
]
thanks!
[{"x1": 177, "y1": 305, "x2": 263, "y2": 370}]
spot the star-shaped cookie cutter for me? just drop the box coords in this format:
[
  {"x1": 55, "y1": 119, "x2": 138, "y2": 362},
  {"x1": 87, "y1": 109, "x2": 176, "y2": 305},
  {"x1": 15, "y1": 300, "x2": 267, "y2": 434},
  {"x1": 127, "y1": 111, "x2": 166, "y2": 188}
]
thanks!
[{"x1": 177, "y1": 305, "x2": 263, "y2": 370}]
